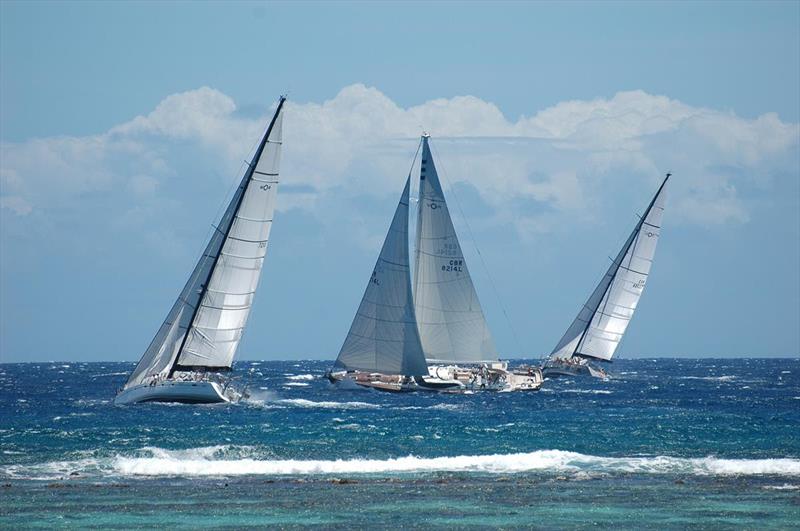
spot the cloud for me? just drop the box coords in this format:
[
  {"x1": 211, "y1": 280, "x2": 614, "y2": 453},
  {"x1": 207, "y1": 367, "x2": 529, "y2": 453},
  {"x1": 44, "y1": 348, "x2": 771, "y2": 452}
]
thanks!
[{"x1": 1, "y1": 84, "x2": 797, "y2": 243}]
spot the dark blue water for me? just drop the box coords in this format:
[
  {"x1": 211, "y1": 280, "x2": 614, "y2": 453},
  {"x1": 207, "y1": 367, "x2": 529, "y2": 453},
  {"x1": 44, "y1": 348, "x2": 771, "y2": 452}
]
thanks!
[{"x1": 1, "y1": 358, "x2": 799, "y2": 528}]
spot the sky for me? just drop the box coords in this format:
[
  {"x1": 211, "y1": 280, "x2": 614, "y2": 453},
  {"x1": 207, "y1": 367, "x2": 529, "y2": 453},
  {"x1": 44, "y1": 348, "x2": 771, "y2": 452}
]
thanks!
[{"x1": 1, "y1": 1, "x2": 798, "y2": 363}]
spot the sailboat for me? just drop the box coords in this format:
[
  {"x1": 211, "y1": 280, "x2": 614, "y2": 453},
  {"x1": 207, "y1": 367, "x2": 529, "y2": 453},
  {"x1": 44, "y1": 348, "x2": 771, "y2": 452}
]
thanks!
[
  {"x1": 542, "y1": 173, "x2": 670, "y2": 379},
  {"x1": 329, "y1": 135, "x2": 541, "y2": 392},
  {"x1": 413, "y1": 135, "x2": 541, "y2": 391},
  {"x1": 327, "y1": 177, "x2": 460, "y2": 392},
  {"x1": 115, "y1": 97, "x2": 286, "y2": 405}
]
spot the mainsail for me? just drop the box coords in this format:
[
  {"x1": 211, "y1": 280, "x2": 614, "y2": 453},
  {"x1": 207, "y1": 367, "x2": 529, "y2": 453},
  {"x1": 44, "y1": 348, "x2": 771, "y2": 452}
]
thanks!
[
  {"x1": 413, "y1": 135, "x2": 498, "y2": 364},
  {"x1": 334, "y1": 178, "x2": 430, "y2": 376},
  {"x1": 123, "y1": 97, "x2": 286, "y2": 389},
  {"x1": 549, "y1": 174, "x2": 670, "y2": 362}
]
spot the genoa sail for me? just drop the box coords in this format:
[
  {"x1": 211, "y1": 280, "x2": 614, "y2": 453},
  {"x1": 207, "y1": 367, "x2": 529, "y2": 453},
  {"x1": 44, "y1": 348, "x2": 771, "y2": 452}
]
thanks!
[
  {"x1": 334, "y1": 178, "x2": 430, "y2": 377},
  {"x1": 549, "y1": 174, "x2": 670, "y2": 363},
  {"x1": 123, "y1": 97, "x2": 286, "y2": 389},
  {"x1": 412, "y1": 135, "x2": 498, "y2": 364}
]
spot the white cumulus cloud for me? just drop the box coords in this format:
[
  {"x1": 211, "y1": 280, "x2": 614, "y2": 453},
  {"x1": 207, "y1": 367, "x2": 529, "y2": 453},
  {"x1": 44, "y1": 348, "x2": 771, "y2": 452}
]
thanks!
[{"x1": 1, "y1": 84, "x2": 797, "y2": 238}]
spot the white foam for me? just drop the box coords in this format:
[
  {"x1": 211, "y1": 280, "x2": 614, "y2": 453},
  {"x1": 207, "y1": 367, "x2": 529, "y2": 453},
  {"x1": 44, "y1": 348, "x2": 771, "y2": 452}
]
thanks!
[
  {"x1": 270, "y1": 399, "x2": 381, "y2": 410},
  {"x1": 283, "y1": 382, "x2": 310, "y2": 387},
  {"x1": 10, "y1": 448, "x2": 800, "y2": 480},
  {"x1": 285, "y1": 374, "x2": 315, "y2": 381},
  {"x1": 561, "y1": 389, "x2": 613, "y2": 395},
  {"x1": 678, "y1": 375, "x2": 736, "y2": 381},
  {"x1": 762, "y1": 484, "x2": 800, "y2": 490},
  {"x1": 109, "y1": 449, "x2": 800, "y2": 478}
]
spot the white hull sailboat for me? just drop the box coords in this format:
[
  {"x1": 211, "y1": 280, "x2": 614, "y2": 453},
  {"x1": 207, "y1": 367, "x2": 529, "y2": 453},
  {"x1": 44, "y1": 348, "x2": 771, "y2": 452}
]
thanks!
[
  {"x1": 412, "y1": 135, "x2": 542, "y2": 392},
  {"x1": 542, "y1": 174, "x2": 670, "y2": 379},
  {"x1": 329, "y1": 135, "x2": 541, "y2": 393},
  {"x1": 115, "y1": 97, "x2": 286, "y2": 405}
]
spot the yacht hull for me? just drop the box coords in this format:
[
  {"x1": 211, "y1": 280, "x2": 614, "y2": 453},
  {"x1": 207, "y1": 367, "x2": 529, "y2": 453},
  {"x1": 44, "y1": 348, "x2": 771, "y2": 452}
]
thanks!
[
  {"x1": 114, "y1": 381, "x2": 230, "y2": 405},
  {"x1": 428, "y1": 364, "x2": 543, "y2": 392},
  {"x1": 327, "y1": 371, "x2": 463, "y2": 393},
  {"x1": 542, "y1": 364, "x2": 607, "y2": 379}
]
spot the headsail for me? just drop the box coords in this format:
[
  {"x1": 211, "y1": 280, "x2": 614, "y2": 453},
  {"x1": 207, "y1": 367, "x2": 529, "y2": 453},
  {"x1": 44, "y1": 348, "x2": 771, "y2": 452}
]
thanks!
[
  {"x1": 334, "y1": 178, "x2": 430, "y2": 376},
  {"x1": 123, "y1": 97, "x2": 286, "y2": 389},
  {"x1": 549, "y1": 174, "x2": 669, "y2": 362},
  {"x1": 413, "y1": 135, "x2": 498, "y2": 364}
]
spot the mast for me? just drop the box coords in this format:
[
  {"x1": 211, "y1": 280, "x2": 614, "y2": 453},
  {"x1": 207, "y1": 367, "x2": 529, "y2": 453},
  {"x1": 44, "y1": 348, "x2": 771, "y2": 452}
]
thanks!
[{"x1": 167, "y1": 97, "x2": 286, "y2": 377}]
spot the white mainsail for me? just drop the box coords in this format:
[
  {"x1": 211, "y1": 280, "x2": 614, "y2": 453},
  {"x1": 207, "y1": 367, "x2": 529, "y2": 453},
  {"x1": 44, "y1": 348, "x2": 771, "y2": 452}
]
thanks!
[
  {"x1": 334, "y1": 178, "x2": 430, "y2": 376},
  {"x1": 123, "y1": 97, "x2": 286, "y2": 389},
  {"x1": 550, "y1": 174, "x2": 669, "y2": 362},
  {"x1": 413, "y1": 136, "x2": 498, "y2": 364}
]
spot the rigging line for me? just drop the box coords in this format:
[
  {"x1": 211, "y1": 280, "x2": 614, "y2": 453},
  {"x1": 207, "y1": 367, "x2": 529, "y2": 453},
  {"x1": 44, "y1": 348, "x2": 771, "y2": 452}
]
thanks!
[{"x1": 425, "y1": 137, "x2": 525, "y2": 359}]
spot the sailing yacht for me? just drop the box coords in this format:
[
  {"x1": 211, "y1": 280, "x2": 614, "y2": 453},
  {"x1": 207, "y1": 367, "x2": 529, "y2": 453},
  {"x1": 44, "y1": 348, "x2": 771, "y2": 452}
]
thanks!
[
  {"x1": 413, "y1": 135, "x2": 541, "y2": 392},
  {"x1": 329, "y1": 135, "x2": 541, "y2": 392},
  {"x1": 327, "y1": 177, "x2": 462, "y2": 392},
  {"x1": 115, "y1": 97, "x2": 286, "y2": 405},
  {"x1": 542, "y1": 174, "x2": 670, "y2": 379}
]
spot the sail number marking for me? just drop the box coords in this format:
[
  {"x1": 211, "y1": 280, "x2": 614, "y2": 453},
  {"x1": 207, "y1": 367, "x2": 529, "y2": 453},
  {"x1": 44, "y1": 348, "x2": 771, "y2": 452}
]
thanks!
[{"x1": 442, "y1": 259, "x2": 464, "y2": 272}]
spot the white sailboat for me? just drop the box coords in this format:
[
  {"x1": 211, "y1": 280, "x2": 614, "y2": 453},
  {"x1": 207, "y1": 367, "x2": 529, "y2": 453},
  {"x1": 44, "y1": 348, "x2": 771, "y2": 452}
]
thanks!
[
  {"x1": 115, "y1": 97, "x2": 286, "y2": 405},
  {"x1": 414, "y1": 136, "x2": 498, "y2": 365},
  {"x1": 329, "y1": 135, "x2": 541, "y2": 392},
  {"x1": 414, "y1": 135, "x2": 541, "y2": 391},
  {"x1": 543, "y1": 174, "x2": 670, "y2": 379},
  {"x1": 327, "y1": 177, "x2": 462, "y2": 392}
]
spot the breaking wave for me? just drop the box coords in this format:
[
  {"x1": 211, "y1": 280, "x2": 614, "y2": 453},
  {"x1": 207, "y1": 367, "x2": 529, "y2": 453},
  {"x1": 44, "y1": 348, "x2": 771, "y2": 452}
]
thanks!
[
  {"x1": 7, "y1": 447, "x2": 800, "y2": 480},
  {"x1": 250, "y1": 398, "x2": 382, "y2": 410},
  {"x1": 677, "y1": 376, "x2": 736, "y2": 382}
]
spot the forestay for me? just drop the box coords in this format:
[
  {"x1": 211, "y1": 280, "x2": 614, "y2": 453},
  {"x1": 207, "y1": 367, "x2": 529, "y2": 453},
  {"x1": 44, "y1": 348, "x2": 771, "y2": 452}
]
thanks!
[
  {"x1": 334, "y1": 178, "x2": 430, "y2": 376},
  {"x1": 550, "y1": 174, "x2": 669, "y2": 362},
  {"x1": 123, "y1": 98, "x2": 285, "y2": 389},
  {"x1": 413, "y1": 136, "x2": 498, "y2": 364}
]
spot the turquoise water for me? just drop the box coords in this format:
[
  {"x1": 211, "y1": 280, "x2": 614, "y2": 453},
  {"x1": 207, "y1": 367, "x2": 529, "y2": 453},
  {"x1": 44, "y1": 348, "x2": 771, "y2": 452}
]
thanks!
[{"x1": 1, "y1": 359, "x2": 799, "y2": 528}]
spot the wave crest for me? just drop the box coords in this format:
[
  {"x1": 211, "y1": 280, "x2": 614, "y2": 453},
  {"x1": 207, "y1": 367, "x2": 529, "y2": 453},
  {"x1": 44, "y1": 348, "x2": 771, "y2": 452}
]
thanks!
[{"x1": 112, "y1": 449, "x2": 800, "y2": 478}]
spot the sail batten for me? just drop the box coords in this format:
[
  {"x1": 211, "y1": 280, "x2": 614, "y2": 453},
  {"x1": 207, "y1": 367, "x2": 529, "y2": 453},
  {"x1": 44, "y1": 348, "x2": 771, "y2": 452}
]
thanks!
[
  {"x1": 123, "y1": 98, "x2": 285, "y2": 389},
  {"x1": 413, "y1": 136, "x2": 498, "y2": 364},
  {"x1": 549, "y1": 174, "x2": 669, "y2": 363},
  {"x1": 334, "y1": 178, "x2": 430, "y2": 377}
]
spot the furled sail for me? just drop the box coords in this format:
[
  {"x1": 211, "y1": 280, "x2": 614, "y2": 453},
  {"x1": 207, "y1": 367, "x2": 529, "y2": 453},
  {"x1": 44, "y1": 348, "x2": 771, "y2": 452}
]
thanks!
[
  {"x1": 549, "y1": 174, "x2": 669, "y2": 362},
  {"x1": 413, "y1": 135, "x2": 498, "y2": 364},
  {"x1": 123, "y1": 97, "x2": 286, "y2": 389},
  {"x1": 334, "y1": 178, "x2": 430, "y2": 376}
]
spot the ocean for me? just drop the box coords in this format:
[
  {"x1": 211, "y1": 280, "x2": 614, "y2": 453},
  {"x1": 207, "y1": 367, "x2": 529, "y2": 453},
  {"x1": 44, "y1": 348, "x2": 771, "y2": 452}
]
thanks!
[{"x1": 1, "y1": 358, "x2": 798, "y2": 528}]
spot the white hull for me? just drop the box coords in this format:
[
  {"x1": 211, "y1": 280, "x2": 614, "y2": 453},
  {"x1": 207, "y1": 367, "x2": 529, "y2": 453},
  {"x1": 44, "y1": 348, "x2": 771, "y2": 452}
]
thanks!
[
  {"x1": 428, "y1": 363, "x2": 543, "y2": 392},
  {"x1": 542, "y1": 361, "x2": 607, "y2": 379},
  {"x1": 114, "y1": 381, "x2": 231, "y2": 405},
  {"x1": 327, "y1": 371, "x2": 464, "y2": 393}
]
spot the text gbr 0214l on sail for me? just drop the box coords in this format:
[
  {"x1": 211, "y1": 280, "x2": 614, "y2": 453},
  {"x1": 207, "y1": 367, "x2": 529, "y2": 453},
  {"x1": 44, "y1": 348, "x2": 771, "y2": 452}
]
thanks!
[
  {"x1": 542, "y1": 173, "x2": 670, "y2": 380},
  {"x1": 114, "y1": 97, "x2": 286, "y2": 405}
]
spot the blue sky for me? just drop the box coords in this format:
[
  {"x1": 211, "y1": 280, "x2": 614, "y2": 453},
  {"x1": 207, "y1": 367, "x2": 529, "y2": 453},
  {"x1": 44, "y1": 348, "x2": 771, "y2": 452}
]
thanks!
[{"x1": 1, "y1": 1, "x2": 798, "y2": 363}]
